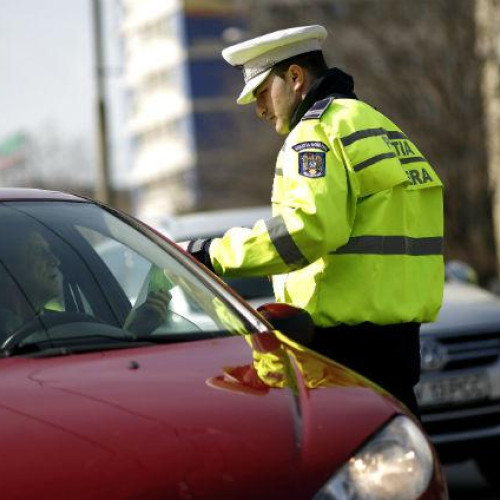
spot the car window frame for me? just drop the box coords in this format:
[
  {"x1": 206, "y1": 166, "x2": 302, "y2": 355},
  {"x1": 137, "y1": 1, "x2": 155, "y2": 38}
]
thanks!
[{"x1": 1, "y1": 200, "x2": 270, "y2": 344}]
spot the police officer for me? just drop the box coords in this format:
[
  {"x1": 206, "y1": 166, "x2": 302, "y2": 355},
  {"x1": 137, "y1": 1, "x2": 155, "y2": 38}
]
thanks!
[{"x1": 184, "y1": 25, "x2": 444, "y2": 415}]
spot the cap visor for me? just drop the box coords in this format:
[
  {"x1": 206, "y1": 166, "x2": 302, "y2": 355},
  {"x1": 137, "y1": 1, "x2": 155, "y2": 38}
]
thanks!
[{"x1": 236, "y1": 69, "x2": 272, "y2": 105}]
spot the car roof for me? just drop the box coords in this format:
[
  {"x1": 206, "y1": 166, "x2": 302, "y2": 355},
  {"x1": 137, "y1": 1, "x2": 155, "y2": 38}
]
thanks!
[
  {"x1": 0, "y1": 187, "x2": 85, "y2": 202},
  {"x1": 155, "y1": 206, "x2": 272, "y2": 241}
]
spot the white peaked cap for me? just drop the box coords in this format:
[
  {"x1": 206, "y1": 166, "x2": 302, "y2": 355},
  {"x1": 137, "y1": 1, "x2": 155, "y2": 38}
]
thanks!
[{"x1": 222, "y1": 25, "x2": 328, "y2": 105}]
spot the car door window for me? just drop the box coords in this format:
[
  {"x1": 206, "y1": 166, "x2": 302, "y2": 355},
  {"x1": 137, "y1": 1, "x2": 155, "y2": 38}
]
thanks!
[{"x1": 81, "y1": 227, "x2": 224, "y2": 334}]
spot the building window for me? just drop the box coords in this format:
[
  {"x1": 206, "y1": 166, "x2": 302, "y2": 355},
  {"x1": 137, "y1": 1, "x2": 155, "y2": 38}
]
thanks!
[{"x1": 136, "y1": 120, "x2": 183, "y2": 149}]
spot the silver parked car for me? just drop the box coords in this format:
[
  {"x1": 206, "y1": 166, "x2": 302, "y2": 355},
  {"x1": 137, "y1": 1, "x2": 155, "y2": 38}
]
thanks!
[
  {"x1": 418, "y1": 274, "x2": 500, "y2": 489},
  {"x1": 146, "y1": 205, "x2": 500, "y2": 490}
]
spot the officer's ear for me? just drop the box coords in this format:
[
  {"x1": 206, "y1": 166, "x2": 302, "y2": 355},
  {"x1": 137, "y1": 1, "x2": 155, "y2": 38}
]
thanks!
[{"x1": 288, "y1": 64, "x2": 305, "y2": 93}]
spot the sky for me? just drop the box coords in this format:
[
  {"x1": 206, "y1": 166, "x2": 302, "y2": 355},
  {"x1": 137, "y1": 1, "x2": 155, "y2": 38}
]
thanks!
[
  {"x1": 0, "y1": 0, "x2": 96, "y2": 141},
  {"x1": 0, "y1": 0, "x2": 129, "y2": 186}
]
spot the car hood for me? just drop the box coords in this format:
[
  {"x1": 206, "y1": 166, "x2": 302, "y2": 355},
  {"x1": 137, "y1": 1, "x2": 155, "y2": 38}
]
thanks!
[
  {"x1": 422, "y1": 281, "x2": 500, "y2": 334},
  {"x1": 0, "y1": 333, "x2": 397, "y2": 499}
]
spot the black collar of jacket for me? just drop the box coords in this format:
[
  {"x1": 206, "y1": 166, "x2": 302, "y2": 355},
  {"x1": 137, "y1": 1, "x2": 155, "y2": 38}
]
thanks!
[{"x1": 289, "y1": 67, "x2": 357, "y2": 131}]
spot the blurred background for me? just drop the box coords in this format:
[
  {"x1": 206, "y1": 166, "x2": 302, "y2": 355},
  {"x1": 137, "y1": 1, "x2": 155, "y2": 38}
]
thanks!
[{"x1": 0, "y1": 0, "x2": 499, "y2": 286}]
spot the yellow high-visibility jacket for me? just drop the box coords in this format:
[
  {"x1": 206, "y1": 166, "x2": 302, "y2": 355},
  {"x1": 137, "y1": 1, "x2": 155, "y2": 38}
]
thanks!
[{"x1": 209, "y1": 97, "x2": 444, "y2": 327}]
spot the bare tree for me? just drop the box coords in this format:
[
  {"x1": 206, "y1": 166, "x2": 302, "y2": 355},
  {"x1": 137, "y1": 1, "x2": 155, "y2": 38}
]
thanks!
[{"x1": 28, "y1": 121, "x2": 96, "y2": 197}]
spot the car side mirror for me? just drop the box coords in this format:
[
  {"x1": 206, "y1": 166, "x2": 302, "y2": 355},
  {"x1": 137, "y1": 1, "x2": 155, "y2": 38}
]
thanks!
[{"x1": 256, "y1": 303, "x2": 314, "y2": 346}]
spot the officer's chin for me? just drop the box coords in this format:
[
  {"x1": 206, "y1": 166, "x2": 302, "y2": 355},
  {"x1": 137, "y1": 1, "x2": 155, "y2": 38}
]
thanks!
[{"x1": 275, "y1": 120, "x2": 289, "y2": 136}]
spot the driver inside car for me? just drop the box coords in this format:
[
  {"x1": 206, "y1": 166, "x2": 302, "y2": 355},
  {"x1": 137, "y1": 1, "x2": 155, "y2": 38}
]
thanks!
[{"x1": 0, "y1": 229, "x2": 171, "y2": 342}]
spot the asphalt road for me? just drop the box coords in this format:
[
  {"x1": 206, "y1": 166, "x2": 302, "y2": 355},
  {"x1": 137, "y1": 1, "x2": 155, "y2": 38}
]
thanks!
[{"x1": 445, "y1": 461, "x2": 500, "y2": 499}]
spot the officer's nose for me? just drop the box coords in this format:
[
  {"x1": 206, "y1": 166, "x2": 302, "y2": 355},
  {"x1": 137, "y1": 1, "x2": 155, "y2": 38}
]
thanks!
[{"x1": 255, "y1": 98, "x2": 266, "y2": 119}]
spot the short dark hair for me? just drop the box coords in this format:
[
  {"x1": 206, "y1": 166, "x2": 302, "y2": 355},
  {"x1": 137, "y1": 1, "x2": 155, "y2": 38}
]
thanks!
[{"x1": 272, "y1": 50, "x2": 328, "y2": 79}]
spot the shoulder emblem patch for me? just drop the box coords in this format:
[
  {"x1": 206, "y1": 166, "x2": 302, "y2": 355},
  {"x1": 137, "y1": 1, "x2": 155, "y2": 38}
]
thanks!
[
  {"x1": 302, "y1": 97, "x2": 334, "y2": 121},
  {"x1": 298, "y1": 151, "x2": 326, "y2": 178},
  {"x1": 292, "y1": 141, "x2": 329, "y2": 152}
]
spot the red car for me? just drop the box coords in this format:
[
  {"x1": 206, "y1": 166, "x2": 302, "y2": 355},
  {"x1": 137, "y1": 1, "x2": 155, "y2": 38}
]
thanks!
[{"x1": 0, "y1": 188, "x2": 448, "y2": 499}]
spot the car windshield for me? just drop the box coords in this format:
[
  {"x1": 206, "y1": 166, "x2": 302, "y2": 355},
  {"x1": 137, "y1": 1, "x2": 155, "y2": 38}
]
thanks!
[{"x1": 0, "y1": 201, "x2": 261, "y2": 356}]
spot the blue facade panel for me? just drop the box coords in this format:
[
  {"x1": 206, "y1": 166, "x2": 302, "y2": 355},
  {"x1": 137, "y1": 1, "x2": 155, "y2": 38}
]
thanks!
[
  {"x1": 182, "y1": 13, "x2": 249, "y2": 203},
  {"x1": 184, "y1": 16, "x2": 245, "y2": 42},
  {"x1": 189, "y1": 59, "x2": 232, "y2": 99},
  {"x1": 192, "y1": 112, "x2": 239, "y2": 149},
  {"x1": 184, "y1": 15, "x2": 246, "y2": 100}
]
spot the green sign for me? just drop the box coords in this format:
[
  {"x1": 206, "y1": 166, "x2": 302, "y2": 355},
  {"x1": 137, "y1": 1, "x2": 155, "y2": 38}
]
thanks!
[{"x1": 0, "y1": 133, "x2": 26, "y2": 157}]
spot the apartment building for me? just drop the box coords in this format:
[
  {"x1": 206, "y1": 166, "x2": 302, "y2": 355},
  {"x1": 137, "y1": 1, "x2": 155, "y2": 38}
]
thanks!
[{"x1": 121, "y1": 0, "x2": 248, "y2": 222}]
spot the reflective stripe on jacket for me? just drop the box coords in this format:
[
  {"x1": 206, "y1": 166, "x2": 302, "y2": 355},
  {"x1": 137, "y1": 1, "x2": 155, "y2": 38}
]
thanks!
[{"x1": 209, "y1": 97, "x2": 444, "y2": 326}]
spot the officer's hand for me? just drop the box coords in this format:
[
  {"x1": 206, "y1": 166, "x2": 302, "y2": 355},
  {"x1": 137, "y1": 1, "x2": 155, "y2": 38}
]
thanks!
[
  {"x1": 124, "y1": 290, "x2": 172, "y2": 335},
  {"x1": 179, "y1": 238, "x2": 215, "y2": 272}
]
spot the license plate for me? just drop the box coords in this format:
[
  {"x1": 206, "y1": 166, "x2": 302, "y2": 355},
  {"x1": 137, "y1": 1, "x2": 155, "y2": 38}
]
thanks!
[{"x1": 415, "y1": 372, "x2": 490, "y2": 407}]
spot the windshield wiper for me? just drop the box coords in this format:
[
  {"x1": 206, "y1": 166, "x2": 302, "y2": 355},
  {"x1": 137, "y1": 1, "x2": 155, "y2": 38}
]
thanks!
[
  {"x1": 133, "y1": 331, "x2": 221, "y2": 344},
  {"x1": 19, "y1": 341, "x2": 153, "y2": 358},
  {"x1": 3, "y1": 331, "x2": 225, "y2": 357},
  {"x1": 2, "y1": 334, "x2": 143, "y2": 357}
]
